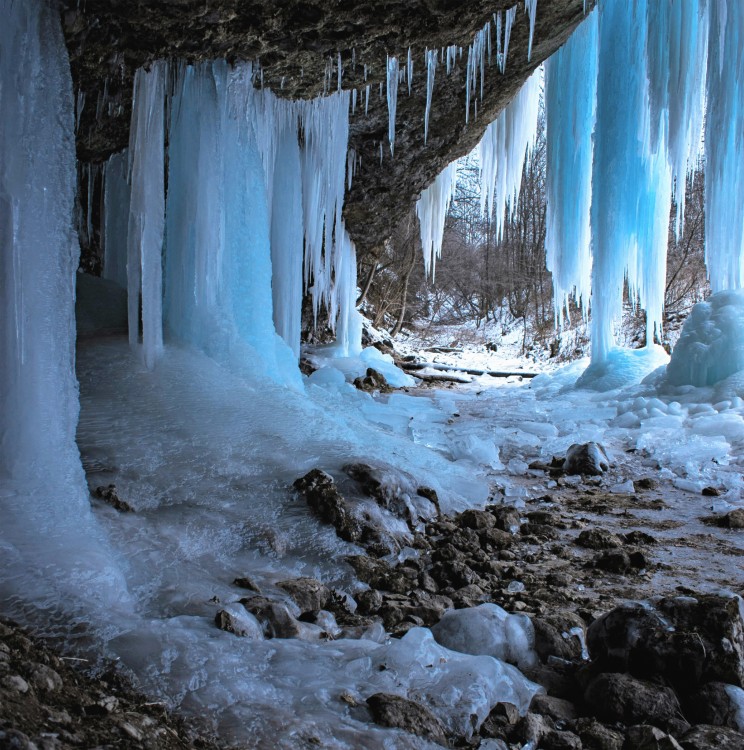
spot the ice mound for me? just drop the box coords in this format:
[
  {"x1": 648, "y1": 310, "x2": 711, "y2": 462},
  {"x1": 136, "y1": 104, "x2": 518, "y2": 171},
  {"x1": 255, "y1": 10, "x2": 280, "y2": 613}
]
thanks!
[
  {"x1": 666, "y1": 290, "x2": 744, "y2": 387},
  {"x1": 368, "y1": 627, "x2": 542, "y2": 738},
  {"x1": 574, "y1": 345, "x2": 670, "y2": 391},
  {"x1": 430, "y1": 603, "x2": 537, "y2": 671}
]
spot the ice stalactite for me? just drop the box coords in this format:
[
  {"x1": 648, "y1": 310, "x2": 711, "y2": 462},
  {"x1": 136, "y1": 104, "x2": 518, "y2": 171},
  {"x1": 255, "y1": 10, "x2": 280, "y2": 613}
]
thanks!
[
  {"x1": 416, "y1": 162, "x2": 458, "y2": 280},
  {"x1": 127, "y1": 62, "x2": 167, "y2": 370},
  {"x1": 425, "y1": 49, "x2": 437, "y2": 144},
  {"x1": 525, "y1": 0, "x2": 538, "y2": 62},
  {"x1": 446, "y1": 45, "x2": 458, "y2": 74},
  {"x1": 407, "y1": 48, "x2": 413, "y2": 95},
  {"x1": 103, "y1": 150, "x2": 131, "y2": 291},
  {"x1": 465, "y1": 22, "x2": 490, "y2": 124},
  {"x1": 496, "y1": 5, "x2": 518, "y2": 74},
  {"x1": 544, "y1": 11, "x2": 597, "y2": 323},
  {"x1": 386, "y1": 56, "x2": 399, "y2": 156},
  {"x1": 0, "y1": 0, "x2": 128, "y2": 622},
  {"x1": 478, "y1": 69, "x2": 541, "y2": 242},
  {"x1": 705, "y1": 0, "x2": 744, "y2": 292}
]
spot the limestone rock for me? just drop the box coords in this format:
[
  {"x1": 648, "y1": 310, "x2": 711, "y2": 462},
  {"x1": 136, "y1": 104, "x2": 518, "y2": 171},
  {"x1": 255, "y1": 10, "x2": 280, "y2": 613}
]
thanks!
[
  {"x1": 277, "y1": 577, "x2": 330, "y2": 613},
  {"x1": 679, "y1": 724, "x2": 744, "y2": 750},
  {"x1": 293, "y1": 469, "x2": 361, "y2": 543}
]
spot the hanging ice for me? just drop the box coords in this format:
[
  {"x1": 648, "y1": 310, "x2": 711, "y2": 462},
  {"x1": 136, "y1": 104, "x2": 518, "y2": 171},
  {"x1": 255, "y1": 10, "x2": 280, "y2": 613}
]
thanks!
[
  {"x1": 496, "y1": 5, "x2": 518, "y2": 74},
  {"x1": 416, "y1": 162, "x2": 458, "y2": 280},
  {"x1": 425, "y1": 49, "x2": 437, "y2": 144},
  {"x1": 102, "y1": 150, "x2": 131, "y2": 291},
  {"x1": 478, "y1": 68, "x2": 541, "y2": 241},
  {"x1": 0, "y1": 0, "x2": 128, "y2": 622},
  {"x1": 544, "y1": 11, "x2": 597, "y2": 322},
  {"x1": 705, "y1": 0, "x2": 744, "y2": 292},
  {"x1": 525, "y1": 0, "x2": 538, "y2": 62},
  {"x1": 646, "y1": 1, "x2": 708, "y2": 241},
  {"x1": 590, "y1": 0, "x2": 672, "y2": 362},
  {"x1": 466, "y1": 22, "x2": 490, "y2": 124},
  {"x1": 407, "y1": 47, "x2": 413, "y2": 95},
  {"x1": 127, "y1": 61, "x2": 167, "y2": 370},
  {"x1": 386, "y1": 56, "x2": 399, "y2": 156}
]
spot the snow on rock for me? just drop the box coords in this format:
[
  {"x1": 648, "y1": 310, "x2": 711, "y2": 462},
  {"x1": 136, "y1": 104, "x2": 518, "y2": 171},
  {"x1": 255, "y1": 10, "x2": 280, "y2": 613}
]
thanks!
[
  {"x1": 665, "y1": 290, "x2": 744, "y2": 387},
  {"x1": 431, "y1": 603, "x2": 538, "y2": 671}
]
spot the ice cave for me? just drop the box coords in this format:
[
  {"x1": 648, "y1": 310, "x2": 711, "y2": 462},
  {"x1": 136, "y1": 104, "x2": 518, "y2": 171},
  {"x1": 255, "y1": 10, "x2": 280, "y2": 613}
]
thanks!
[{"x1": 3, "y1": 0, "x2": 744, "y2": 748}]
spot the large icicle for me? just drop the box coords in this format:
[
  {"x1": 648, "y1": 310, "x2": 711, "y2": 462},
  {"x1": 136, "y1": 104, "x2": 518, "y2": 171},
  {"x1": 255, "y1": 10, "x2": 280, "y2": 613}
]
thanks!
[
  {"x1": 478, "y1": 68, "x2": 541, "y2": 241},
  {"x1": 0, "y1": 0, "x2": 127, "y2": 621},
  {"x1": 705, "y1": 0, "x2": 744, "y2": 292},
  {"x1": 525, "y1": 0, "x2": 538, "y2": 62},
  {"x1": 544, "y1": 11, "x2": 598, "y2": 322},
  {"x1": 416, "y1": 162, "x2": 458, "y2": 280},
  {"x1": 424, "y1": 49, "x2": 437, "y2": 144},
  {"x1": 590, "y1": 0, "x2": 671, "y2": 362},
  {"x1": 386, "y1": 56, "x2": 399, "y2": 156},
  {"x1": 103, "y1": 150, "x2": 131, "y2": 290},
  {"x1": 127, "y1": 62, "x2": 167, "y2": 369}
]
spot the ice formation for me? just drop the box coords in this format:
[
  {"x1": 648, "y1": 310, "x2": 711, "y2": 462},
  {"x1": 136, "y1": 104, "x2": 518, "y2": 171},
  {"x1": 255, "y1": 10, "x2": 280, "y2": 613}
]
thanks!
[
  {"x1": 665, "y1": 290, "x2": 744, "y2": 388},
  {"x1": 705, "y1": 0, "x2": 744, "y2": 292},
  {"x1": 102, "y1": 150, "x2": 130, "y2": 291},
  {"x1": 416, "y1": 162, "x2": 458, "y2": 279},
  {"x1": 0, "y1": 0, "x2": 127, "y2": 627},
  {"x1": 544, "y1": 10, "x2": 597, "y2": 322},
  {"x1": 424, "y1": 49, "x2": 437, "y2": 143},
  {"x1": 386, "y1": 55, "x2": 399, "y2": 156},
  {"x1": 495, "y1": 5, "x2": 518, "y2": 74},
  {"x1": 478, "y1": 68, "x2": 541, "y2": 240},
  {"x1": 465, "y1": 21, "x2": 491, "y2": 124},
  {"x1": 525, "y1": 0, "x2": 538, "y2": 62},
  {"x1": 127, "y1": 62, "x2": 167, "y2": 370}
]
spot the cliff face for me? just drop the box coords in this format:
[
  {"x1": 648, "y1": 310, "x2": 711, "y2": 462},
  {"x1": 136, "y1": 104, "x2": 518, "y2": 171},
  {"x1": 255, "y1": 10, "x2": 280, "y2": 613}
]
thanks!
[{"x1": 63, "y1": 0, "x2": 588, "y2": 257}]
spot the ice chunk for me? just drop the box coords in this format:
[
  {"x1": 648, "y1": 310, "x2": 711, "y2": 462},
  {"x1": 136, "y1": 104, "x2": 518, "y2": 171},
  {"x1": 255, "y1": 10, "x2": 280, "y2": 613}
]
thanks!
[{"x1": 431, "y1": 604, "x2": 537, "y2": 671}]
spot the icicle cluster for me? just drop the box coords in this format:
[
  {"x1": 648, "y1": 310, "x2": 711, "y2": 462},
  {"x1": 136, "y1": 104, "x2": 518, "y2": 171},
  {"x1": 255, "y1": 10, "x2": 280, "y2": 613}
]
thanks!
[
  {"x1": 424, "y1": 50, "x2": 437, "y2": 144},
  {"x1": 495, "y1": 6, "x2": 517, "y2": 74},
  {"x1": 478, "y1": 69, "x2": 541, "y2": 241},
  {"x1": 417, "y1": 163, "x2": 458, "y2": 280}
]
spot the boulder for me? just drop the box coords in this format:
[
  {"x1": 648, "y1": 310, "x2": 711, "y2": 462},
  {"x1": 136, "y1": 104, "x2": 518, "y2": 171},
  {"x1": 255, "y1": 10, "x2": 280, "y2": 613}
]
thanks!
[
  {"x1": 365, "y1": 692, "x2": 447, "y2": 744},
  {"x1": 586, "y1": 596, "x2": 744, "y2": 691},
  {"x1": 583, "y1": 673, "x2": 685, "y2": 733},
  {"x1": 679, "y1": 725, "x2": 744, "y2": 750},
  {"x1": 576, "y1": 529, "x2": 624, "y2": 550},
  {"x1": 623, "y1": 725, "x2": 683, "y2": 750},
  {"x1": 682, "y1": 681, "x2": 744, "y2": 731},
  {"x1": 277, "y1": 578, "x2": 330, "y2": 613},
  {"x1": 564, "y1": 443, "x2": 610, "y2": 476}
]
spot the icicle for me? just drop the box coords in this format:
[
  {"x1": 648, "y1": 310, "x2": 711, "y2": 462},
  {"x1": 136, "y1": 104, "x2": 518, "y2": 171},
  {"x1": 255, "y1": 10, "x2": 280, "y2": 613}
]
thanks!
[
  {"x1": 337, "y1": 51, "x2": 342, "y2": 92},
  {"x1": 477, "y1": 68, "x2": 541, "y2": 241},
  {"x1": 364, "y1": 64, "x2": 368, "y2": 81},
  {"x1": 407, "y1": 47, "x2": 413, "y2": 95},
  {"x1": 365, "y1": 84, "x2": 370, "y2": 114},
  {"x1": 425, "y1": 49, "x2": 437, "y2": 144},
  {"x1": 466, "y1": 22, "x2": 491, "y2": 122},
  {"x1": 416, "y1": 162, "x2": 458, "y2": 280},
  {"x1": 705, "y1": 0, "x2": 744, "y2": 291},
  {"x1": 497, "y1": 5, "x2": 518, "y2": 74},
  {"x1": 352, "y1": 88, "x2": 357, "y2": 114},
  {"x1": 544, "y1": 12, "x2": 598, "y2": 323},
  {"x1": 127, "y1": 61, "x2": 167, "y2": 370},
  {"x1": 525, "y1": 0, "x2": 538, "y2": 62},
  {"x1": 103, "y1": 150, "x2": 131, "y2": 290},
  {"x1": 386, "y1": 56, "x2": 399, "y2": 156},
  {"x1": 379, "y1": 142, "x2": 383, "y2": 164},
  {"x1": 446, "y1": 45, "x2": 457, "y2": 74}
]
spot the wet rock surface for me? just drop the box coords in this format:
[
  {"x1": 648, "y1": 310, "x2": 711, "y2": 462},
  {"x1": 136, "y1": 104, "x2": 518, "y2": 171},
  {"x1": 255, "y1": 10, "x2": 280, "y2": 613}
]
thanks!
[{"x1": 0, "y1": 619, "x2": 220, "y2": 750}]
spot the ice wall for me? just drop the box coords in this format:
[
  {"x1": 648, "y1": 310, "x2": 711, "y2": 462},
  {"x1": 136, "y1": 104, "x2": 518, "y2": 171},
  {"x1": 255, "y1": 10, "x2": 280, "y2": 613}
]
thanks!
[{"x1": 0, "y1": 0, "x2": 128, "y2": 626}]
